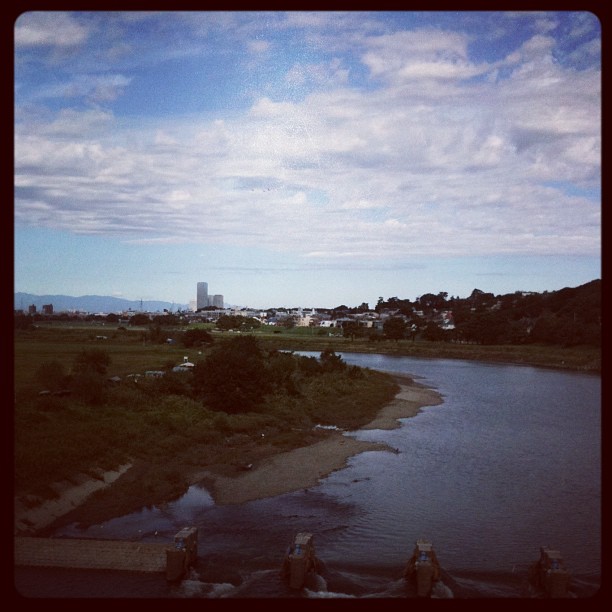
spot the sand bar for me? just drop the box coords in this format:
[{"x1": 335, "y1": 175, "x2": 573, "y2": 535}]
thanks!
[{"x1": 203, "y1": 381, "x2": 443, "y2": 505}]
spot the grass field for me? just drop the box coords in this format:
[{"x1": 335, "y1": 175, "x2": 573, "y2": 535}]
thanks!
[{"x1": 15, "y1": 321, "x2": 600, "y2": 395}]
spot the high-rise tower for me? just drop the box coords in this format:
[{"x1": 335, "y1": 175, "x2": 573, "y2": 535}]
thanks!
[
  {"x1": 211, "y1": 294, "x2": 224, "y2": 308},
  {"x1": 196, "y1": 282, "x2": 209, "y2": 310}
]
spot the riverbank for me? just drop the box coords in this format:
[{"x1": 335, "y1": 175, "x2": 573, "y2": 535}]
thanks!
[
  {"x1": 201, "y1": 380, "x2": 442, "y2": 505},
  {"x1": 257, "y1": 337, "x2": 601, "y2": 373},
  {"x1": 14, "y1": 376, "x2": 442, "y2": 534}
]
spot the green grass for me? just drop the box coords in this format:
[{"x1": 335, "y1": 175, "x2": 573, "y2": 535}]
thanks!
[{"x1": 14, "y1": 326, "x2": 400, "y2": 499}]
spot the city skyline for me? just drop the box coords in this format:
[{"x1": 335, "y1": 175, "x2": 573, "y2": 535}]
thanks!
[{"x1": 14, "y1": 11, "x2": 601, "y2": 309}]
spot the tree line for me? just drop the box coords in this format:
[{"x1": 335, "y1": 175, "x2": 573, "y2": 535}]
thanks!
[
  {"x1": 371, "y1": 279, "x2": 600, "y2": 347},
  {"x1": 15, "y1": 279, "x2": 600, "y2": 348}
]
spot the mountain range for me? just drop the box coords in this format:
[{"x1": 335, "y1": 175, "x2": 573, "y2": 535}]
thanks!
[{"x1": 14, "y1": 292, "x2": 189, "y2": 314}]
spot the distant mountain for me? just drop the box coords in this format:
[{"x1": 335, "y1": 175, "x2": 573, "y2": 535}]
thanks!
[{"x1": 14, "y1": 292, "x2": 189, "y2": 314}]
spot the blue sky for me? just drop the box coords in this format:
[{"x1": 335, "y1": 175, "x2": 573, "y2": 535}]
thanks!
[{"x1": 14, "y1": 11, "x2": 601, "y2": 309}]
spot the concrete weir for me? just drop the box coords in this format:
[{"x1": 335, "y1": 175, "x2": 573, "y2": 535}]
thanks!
[
  {"x1": 15, "y1": 528, "x2": 199, "y2": 579},
  {"x1": 15, "y1": 537, "x2": 169, "y2": 572}
]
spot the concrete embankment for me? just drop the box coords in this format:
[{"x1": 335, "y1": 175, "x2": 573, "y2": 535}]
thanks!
[{"x1": 14, "y1": 537, "x2": 169, "y2": 572}]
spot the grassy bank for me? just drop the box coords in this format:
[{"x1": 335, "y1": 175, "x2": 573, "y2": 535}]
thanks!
[
  {"x1": 255, "y1": 334, "x2": 601, "y2": 372},
  {"x1": 14, "y1": 328, "x2": 400, "y2": 526}
]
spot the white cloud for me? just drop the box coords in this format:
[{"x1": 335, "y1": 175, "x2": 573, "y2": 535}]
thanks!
[
  {"x1": 14, "y1": 15, "x2": 601, "y2": 266},
  {"x1": 361, "y1": 29, "x2": 491, "y2": 84},
  {"x1": 15, "y1": 12, "x2": 89, "y2": 47},
  {"x1": 247, "y1": 39, "x2": 270, "y2": 54}
]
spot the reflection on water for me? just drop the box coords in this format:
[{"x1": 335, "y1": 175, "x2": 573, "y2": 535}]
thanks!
[{"x1": 15, "y1": 355, "x2": 601, "y2": 598}]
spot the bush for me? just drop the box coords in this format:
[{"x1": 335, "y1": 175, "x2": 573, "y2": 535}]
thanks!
[
  {"x1": 70, "y1": 371, "x2": 108, "y2": 405},
  {"x1": 192, "y1": 336, "x2": 271, "y2": 413},
  {"x1": 73, "y1": 349, "x2": 111, "y2": 376},
  {"x1": 182, "y1": 328, "x2": 214, "y2": 348},
  {"x1": 319, "y1": 349, "x2": 346, "y2": 372}
]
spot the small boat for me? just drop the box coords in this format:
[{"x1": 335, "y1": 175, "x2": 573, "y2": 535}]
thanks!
[
  {"x1": 281, "y1": 532, "x2": 319, "y2": 589},
  {"x1": 528, "y1": 546, "x2": 571, "y2": 598},
  {"x1": 404, "y1": 539, "x2": 441, "y2": 597}
]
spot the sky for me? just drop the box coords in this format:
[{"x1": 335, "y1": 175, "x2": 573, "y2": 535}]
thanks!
[{"x1": 13, "y1": 10, "x2": 601, "y2": 310}]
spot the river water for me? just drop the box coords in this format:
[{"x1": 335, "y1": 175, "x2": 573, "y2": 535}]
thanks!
[{"x1": 14, "y1": 354, "x2": 601, "y2": 599}]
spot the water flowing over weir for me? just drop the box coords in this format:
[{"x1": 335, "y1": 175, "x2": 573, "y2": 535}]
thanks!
[{"x1": 14, "y1": 355, "x2": 601, "y2": 599}]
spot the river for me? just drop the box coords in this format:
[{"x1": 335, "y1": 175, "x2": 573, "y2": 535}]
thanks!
[{"x1": 14, "y1": 353, "x2": 601, "y2": 599}]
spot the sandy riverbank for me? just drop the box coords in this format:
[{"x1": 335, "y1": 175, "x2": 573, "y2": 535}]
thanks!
[
  {"x1": 14, "y1": 380, "x2": 443, "y2": 533},
  {"x1": 203, "y1": 381, "x2": 443, "y2": 505}
]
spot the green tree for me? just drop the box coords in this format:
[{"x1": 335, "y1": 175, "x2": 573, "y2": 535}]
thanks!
[
  {"x1": 129, "y1": 313, "x2": 150, "y2": 326},
  {"x1": 422, "y1": 321, "x2": 446, "y2": 341},
  {"x1": 342, "y1": 321, "x2": 363, "y2": 340},
  {"x1": 383, "y1": 316, "x2": 407, "y2": 341},
  {"x1": 216, "y1": 314, "x2": 260, "y2": 331},
  {"x1": 182, "y1": 328, "x2": 213, "y2": 348},
  {"x1": 267, "y1": 350, "x2": 299, "y2": 395},
  {"x1": 192, "y1": 336, "x2": 271, "y2": 413}
]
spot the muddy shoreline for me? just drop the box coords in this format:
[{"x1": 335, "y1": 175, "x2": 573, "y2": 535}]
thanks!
[{"x1": 16, "y1": 376, "x2": 442, "y2": 536}]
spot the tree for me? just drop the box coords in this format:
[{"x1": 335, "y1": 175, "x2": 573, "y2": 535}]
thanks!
[
  {"x1": 267, "y1": 350, "x2": 299, "y2": 395},
  {"x1": 383, "y1": 316, "x2": 407, "y2": 341},
  {"x1": 216, "y1": 314, "x2": 261, "y2": 331},
  {"x1": 192, "y1": 336, "x2": 271, "y2": 413},
  {"x1": 342, "y1": 321, "x2": 363, "y2": 340},
  {"x1": 422, "y1": 321, "x2": 446, "y2": 342},
  {"x1": 183, "y1": 328, "x2": 213, "y2": 348},
  {"x1": 129, "y1": 313, "x2": 150, "y2": 326}
]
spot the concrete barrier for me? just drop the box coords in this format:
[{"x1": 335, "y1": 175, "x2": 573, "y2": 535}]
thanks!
[{"x1": 15, "y1": 537, "x2": 169, "y2": 573}]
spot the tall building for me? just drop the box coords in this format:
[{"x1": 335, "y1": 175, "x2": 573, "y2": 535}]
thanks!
[
  {"x1": 196, "y1": 282, "x2": 209, "y2": 310},
  {"x1": 211, "y1": 294, "x2": 224, "y2": 308}
]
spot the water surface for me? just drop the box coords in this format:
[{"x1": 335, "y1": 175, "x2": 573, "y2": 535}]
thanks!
[{"x1": 15, "y1": 354, "x2": 601, "y2": 598}]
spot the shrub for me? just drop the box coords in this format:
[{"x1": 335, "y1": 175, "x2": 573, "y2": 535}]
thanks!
[
  {"x1": 72, "y1": 348, "x2": 111, "y2": 376},
  {"x1": 70, "y1": 371, "x2": 108, "y2": 405},
  {"x1": 192, "y1": 336, "x2": 271, "y2": 413}
]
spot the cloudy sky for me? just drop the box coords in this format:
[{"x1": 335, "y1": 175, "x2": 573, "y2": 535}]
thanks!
[{"x1": 14, "y1": 11, "x2": 601, "y2": 309}]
